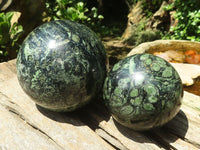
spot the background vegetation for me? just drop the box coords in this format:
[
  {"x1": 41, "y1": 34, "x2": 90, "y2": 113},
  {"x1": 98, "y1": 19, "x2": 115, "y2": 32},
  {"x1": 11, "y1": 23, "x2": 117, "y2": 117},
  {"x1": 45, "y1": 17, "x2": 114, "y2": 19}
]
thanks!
[
  {"x1": 1, "y1": 0, "x2": 200, "y2": 62},
  {"x1": 44, "y1": 0, "x2": 104, "y2": 26},
  {"x1": 164, "y1": 0, "x2": 200, "y2": 41},
  {"x1": 0, "y1": 12, "x2": 23, "y2": 62}
]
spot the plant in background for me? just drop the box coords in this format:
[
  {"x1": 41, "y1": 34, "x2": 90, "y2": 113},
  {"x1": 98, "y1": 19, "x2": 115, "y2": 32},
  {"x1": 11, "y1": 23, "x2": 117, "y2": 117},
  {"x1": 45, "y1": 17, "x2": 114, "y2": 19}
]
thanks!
[
  {"x1": 124, "y1": 20, "x2": 161, "y2": 45},
  {"x1": 132, "y1": 0, "x2": 164, "y2": 17},
  {"x1": 0, "y1": 12, "x2": 23, "y2": 62},
  {"x1": 163, "y1": 0, "x2": 200, "y2": 41},
  {"x1": 44, "y1": 0, "x2": 130, "y2": 37},
  {"x1": 125, "y1": 29, "x2": 161, "y2": 45},
  {"x1": 44, "y1": 0, "x2": 104, "y2": 28},
  {"x1": 143, "y1": 0, "x2": 164, "y2": 16}
]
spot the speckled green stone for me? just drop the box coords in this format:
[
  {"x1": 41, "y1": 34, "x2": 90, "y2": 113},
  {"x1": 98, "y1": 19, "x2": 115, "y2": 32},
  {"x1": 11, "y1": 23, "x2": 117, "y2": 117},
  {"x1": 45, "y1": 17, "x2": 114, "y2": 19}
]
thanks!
[
  {"x1": 17, "y1": 20, "x2": 107, "y2": 111},
  {"x1": 103, "y1": 54, "x2": 183, "y2": 131}
]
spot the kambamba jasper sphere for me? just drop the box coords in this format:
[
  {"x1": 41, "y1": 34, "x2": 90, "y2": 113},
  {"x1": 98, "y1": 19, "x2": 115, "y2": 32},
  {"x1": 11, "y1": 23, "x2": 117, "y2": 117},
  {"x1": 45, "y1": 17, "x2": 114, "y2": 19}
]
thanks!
[
  {"x1": 103, "y1": 53, "x2": 183, "y2": 131},
  {"x1": 17, "y1": 20, "x2": 107, "y2": 112}
]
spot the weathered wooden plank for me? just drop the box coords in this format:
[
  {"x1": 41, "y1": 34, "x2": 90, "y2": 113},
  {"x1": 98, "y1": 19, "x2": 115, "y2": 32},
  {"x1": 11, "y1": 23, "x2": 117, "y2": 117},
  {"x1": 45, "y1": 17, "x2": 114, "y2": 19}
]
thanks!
[
  {"x1": 149, "y1": 128, "x2": 199, "y2": 150},
  {"x1": 95, "y1": 128, "x2": 129, "y2": 150},
  {"x1": 91, "y1": 91, "x2": 200, "y2": 150},
  {"x1": 0, "y1": 60, "x2": 16, "y2": 82},
  {"x1": 1, "y1": 59, "x2": 200, "y2": 150},
  {"x1": 79, "y1": 90, "x2": 200, "y2": 150},
  {"x1": 164, "y1": 92, "x2": 200, "y2": 148},
  {"x1": 75, "y1": 100, "x2": 164, "y2": 149},
  {"x1": 97, "y1": 117, "x2": 163, "y2": 150},
  {"x1": 149, "y1": 104, "x2": 200, "y2": 150},
  {"x1": 0, "y1": 93, "x2": 64, "y2": 150},
  {"x1": 165, "y1": 105, "x2": 200, "y2": 149},
  {"x1": 182, "y1": 91, "x2": 200, "y2": 112}
]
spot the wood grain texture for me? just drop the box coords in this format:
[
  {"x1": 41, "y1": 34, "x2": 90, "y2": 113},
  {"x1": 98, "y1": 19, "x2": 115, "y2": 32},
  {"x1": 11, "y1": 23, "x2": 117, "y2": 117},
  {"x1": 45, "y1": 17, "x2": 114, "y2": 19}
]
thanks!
[{"x1": 0, "y1": 59, "x2": 200, "y2": 150}]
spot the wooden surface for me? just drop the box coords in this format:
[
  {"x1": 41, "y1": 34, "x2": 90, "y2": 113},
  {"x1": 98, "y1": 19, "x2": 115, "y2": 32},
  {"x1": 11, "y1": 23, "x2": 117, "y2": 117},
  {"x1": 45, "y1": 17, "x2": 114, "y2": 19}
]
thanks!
[{"x1": 0, "y1": 59, "x2": 200, "y2": 150}]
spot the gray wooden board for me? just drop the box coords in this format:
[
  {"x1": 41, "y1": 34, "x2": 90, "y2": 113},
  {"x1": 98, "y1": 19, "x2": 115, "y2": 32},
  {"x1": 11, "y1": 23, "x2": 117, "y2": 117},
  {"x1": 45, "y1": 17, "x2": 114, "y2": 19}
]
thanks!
[{"x1": 0, "y1": 60, "x2": 200, "y2": 150}]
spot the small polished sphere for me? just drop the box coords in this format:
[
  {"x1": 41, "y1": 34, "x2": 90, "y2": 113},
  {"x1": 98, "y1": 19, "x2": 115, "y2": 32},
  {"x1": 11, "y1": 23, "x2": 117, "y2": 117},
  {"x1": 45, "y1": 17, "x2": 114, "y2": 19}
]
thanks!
[
  {"x1": 103, "y1": 54, "x2": 183, "y2": 131},
  {"x1": 17, "y1": 20, "x2": 107, "y2": 111}
]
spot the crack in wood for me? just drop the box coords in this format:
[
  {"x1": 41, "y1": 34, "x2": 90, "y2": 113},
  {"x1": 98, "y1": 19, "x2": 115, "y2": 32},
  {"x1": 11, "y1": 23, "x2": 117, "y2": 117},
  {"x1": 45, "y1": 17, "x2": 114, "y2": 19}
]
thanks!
[
  {"x1": 144, "y1": 131, "x2": 177, "y2": 150},
  {"x1": 95, "y1": 128, "x2": 129, "y2": 150},
  {"x1": 183, "y1": 138, "x2": 200, "y2": 149},
  {"x1": 80, "y1": 120, "x2": 125, "y2": 149},
  {"x1": 165, "y1": 126, "x2": 200, "y2": 149},
  {"x1": 7, "y1": 107, "x2": 65, "y2": 150},
  {"x1": 0, "y1": 93, "x2": 65, "y2": 150},
  {"x1": 77, "y1": 102, "x2": 172, "y2": 150},
  {"x1": 77, "y1": 110, "x2": 129, "y2": 150}
]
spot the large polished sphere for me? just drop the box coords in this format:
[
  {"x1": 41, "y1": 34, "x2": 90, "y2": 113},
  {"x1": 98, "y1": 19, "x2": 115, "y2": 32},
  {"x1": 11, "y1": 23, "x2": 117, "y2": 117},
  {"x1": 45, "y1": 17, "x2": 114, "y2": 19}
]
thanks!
[
  {"x1": 17, "y1": 20, "x2": 107, "y2": 111},
  {"x1": 103, "y1": 54, "x2": 183, "y2": 131}
]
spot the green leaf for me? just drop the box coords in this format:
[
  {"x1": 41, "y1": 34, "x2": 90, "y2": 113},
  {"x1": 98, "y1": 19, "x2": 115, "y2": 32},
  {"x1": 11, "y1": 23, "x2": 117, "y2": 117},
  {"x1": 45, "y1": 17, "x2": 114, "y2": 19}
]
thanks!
[
  {"x1": 10, "y1": 23, "x2": 23, "y2": 41},
  {"x1": 77, "y1": 2, "x2": 84, "y2": 11},
  {"x1": 45, "y1": 0, "x2": 104, "y2": 33},
  {"x1": 0, "y1": 13, "x2": 5, "y2": 22},
  {"x1": 0, "y1": 22, "x2": 10, "y2": 44},
  {"x1": 4, "y1": 51, "x2": 8, "y2": 56},
  {"x1": 98, "y1": 15, "x2": 104, "y2": 20},
  {"x1": 67, "y1": 7, "x2": 76, "y2": 15},
  {"x1": 5, "y1": 12, "x2": 14, "y2": 23},
  {"x1": 78, "y1": 12, "x2": 87, "y2": 20},
  {"x1": 56, "y1": 10, "x2": 62, "y2": 17}
]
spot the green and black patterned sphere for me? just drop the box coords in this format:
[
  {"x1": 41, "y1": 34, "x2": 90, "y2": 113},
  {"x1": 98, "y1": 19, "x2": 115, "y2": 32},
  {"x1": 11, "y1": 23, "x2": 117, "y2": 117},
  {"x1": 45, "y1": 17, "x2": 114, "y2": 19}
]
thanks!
[
  {"x1": 103, "y1": 54, "x2": 183, "y2": 131},
  {"x1": 17, "y1": 20, "x2": 107, "y2": 111}
]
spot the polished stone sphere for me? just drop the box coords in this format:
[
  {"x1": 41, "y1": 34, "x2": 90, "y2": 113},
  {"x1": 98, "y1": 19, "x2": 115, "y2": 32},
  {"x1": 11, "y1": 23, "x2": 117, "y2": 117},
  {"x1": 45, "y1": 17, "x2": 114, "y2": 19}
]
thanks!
[
  {"x1": 17, "y1": 20, "x2": 107, "y2": 112},
  {"x1": 103, "y1": 54, "x2": 183, "y2": 131}
]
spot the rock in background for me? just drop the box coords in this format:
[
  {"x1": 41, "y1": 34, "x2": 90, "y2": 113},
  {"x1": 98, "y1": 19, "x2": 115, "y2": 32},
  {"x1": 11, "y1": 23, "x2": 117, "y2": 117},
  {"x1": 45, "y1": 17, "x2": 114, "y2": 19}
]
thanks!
[
  {"x1": 149, "y1": 1, "x2": 170, "y2": 31},
  {"x1": 122, "y1": 1, "x2": 176, "y2": 46}
]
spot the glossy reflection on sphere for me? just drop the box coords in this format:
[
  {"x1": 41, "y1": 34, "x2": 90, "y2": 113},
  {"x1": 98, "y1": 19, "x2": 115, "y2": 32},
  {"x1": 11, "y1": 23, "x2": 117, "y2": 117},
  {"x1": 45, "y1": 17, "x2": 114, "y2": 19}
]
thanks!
[
  {"x1": 17, "y1": 20, "x2": 107, "y2": 111},
  {"x1": 103, "y1": 54, "x2": 183, "y2": 131}
]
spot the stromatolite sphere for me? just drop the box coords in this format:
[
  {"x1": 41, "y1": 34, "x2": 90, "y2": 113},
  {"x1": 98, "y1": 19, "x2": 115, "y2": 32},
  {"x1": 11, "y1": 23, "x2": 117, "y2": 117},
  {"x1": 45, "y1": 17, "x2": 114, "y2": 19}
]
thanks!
[
  {"x1": 103, "y1": 54, "x2": 183, "y2": 131},
  {"x1": 17, "y1": 20, "x2": 107, "y2": 111}
]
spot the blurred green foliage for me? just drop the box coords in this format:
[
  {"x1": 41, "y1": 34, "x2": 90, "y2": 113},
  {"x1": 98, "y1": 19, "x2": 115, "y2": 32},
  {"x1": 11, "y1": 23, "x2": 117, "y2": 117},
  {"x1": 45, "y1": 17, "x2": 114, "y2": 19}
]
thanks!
[
  {"x1": 44, "y1": 0, "x2": 125, "y2": 37},
  {"x1": 141, "y1": 0, "x2": 164, "y2": 16},
  {"x1": 1, "y1": 0, "x2": 200, "y2": 62},
  {"x1": 44, "y1": 0, "x2": 103, "y2": 28},
  {"x1": 129, "y1": 0, "x2": 200, "y2": 42},
  {"x1": 164, "y1": 0, "x2": 200, "y2": 41},
  {"x1": 0, "y1": 12, "x2": 23, "y2": 62},
  {"x1": 128, "y1": 0, "x2": 164, "y2": 16},
  {"x1": 125, "y1": 25, "x2": 161, "y2": 45}
]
